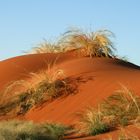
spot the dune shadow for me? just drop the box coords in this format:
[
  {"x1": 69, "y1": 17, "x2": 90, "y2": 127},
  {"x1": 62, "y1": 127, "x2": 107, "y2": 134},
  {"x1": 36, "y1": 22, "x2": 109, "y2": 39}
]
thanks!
[
  {"x1": 37, "y1": 75, "x2": 94, "y2": 109},
  {"x1": 115, "y1": 59, "x2": 140, "y2": 70},
  {"x1": 64, "y1": 127, "x2": 118, "y2": 140}
]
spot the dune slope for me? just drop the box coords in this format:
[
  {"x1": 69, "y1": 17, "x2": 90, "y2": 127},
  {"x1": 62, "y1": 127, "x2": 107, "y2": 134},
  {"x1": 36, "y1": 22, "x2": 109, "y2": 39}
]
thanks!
[
  {"x1": 25, "y1": 57, "x2": 140, "y2": 125},
  {"x1": 0, "y1": 52, "x2": 140, "y2": 139}
]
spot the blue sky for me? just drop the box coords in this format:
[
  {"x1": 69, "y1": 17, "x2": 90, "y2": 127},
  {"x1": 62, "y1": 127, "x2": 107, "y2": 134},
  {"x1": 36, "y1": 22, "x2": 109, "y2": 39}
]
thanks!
[{"x1": 0, "y1": 0, "x2": 140, "y2": 66}]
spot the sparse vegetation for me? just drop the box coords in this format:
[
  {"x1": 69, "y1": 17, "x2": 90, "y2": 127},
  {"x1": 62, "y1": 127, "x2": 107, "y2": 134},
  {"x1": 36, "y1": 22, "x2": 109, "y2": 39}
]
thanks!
[
  {"x1": 78, "y1": 86, "x2": 140, "y2": 136},
  {"x1": 0, "y1": 27, "x2": 139, "y2": 139},
  {"x1": 78, "y1": 107, "x2": 110, "y2": 135},
  {"x1": 59, "y1": 28, "x2": 116, "y2": 57},
  {"x1": 0, "y1": 120, "x2": 68, "y2": 140},
  {"x1": 0, "y1": 63, "x2": 78, "y2": 115},
  {"x1": 31, "y1": 41, "x2": 62, "y2": 54},
  {"x1": 101, "y1": 86, "x2": 140, "y2": 126},
  {"x1": 17, "y1": 69, "x2": 78, "y2": 114},
  {"x1": 30, "y1": 28, "x2": 116, "y2": 58}
]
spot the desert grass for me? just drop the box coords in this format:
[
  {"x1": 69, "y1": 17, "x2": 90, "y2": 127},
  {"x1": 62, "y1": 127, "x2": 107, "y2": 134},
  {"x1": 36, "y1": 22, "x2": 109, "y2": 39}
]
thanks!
[
  {"x1": 1, "y1": 69, "x2": 66, "y2": 113},
  {"x1": 0, "y1": 120, "x2": 68, "y2": 140},
  {"x1": 0, "y1": 80, "x2": 28, "y2": 115},
  {"x1": 31, "y1": 41, "x2": 62, "y2": 54},
  {"x1": 17, "y1": 68, "x2": 67, "y2": 114},
  {"x1": 0, "y1": 61, "x2": 77, "y2": 115},
  {"x1": 59, "y1": 28, "x2": 116, "y2": 57},
  {"x1": 30, "y1": 28, "x2": 116, "y2": 58},
  {"x1": 78, "y1": 106, "x2": 110, "y2": 135},
  {"x1": 101, "y1": 85, "x2": 140, "y2": 126},
  {"x1": 78, "y1": 86, "x2": 140, "y2": 136}
]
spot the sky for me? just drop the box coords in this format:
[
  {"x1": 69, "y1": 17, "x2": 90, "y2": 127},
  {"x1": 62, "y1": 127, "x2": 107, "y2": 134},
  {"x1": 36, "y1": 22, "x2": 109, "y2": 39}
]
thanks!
[{"x1": 0, "y1": 0, "x2": 140, "y2": 66}]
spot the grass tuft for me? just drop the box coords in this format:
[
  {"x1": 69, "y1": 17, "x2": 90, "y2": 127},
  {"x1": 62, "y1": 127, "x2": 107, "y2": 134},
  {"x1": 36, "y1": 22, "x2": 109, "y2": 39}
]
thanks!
[
  {"x1": 59, "y1": 28, "x2": 116, "y2": 57},
  {"x1": 78, "y1": 107, "x2": 110, "y2": 135},
  {"x1": 101, "y1": 85, "x2": 140, "y2": 126},
  {"x1": 30, "y1": 41, "x2": 62, "y2": 54},
  {"x1": 0, "y1": 63, "x2": 78, "y2": 115},
  {"x1": 78, "y1": 86, "x2": 140, "y2": 136},
  {"x1": 0, "y1": 120, "x2": 68, "y2": 140},
  {"x1": 29, "y1": 27, "x2": 116, "y2": 58}
]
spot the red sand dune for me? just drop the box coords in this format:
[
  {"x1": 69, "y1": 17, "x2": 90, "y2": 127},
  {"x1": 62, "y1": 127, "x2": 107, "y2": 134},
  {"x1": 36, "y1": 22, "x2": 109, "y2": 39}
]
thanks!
[
  {"x1": 26, "y1": 57, "x2": 140, "y2": 125},
  {"x1": 0, "y1": 51, "x2": 140, "y2": 139}
]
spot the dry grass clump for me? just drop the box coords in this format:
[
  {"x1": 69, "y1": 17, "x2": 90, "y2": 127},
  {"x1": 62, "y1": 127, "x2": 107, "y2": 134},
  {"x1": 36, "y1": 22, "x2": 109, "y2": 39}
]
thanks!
[
  {"x1": 78, "y1": 107, "x2": 110, "y2": 135},
  {"x1": 0, "y1": 63, "x2": 77, "y2": 115},
  {"x1": 59, "y1": 29, "x2": 116, "y2": 57},
  {"x1": 79, "y1": 86, "x2": 140, "y2": 136},
  {"x1": 0, "y1": 120, "x2": 68, "y2": 140},
  {"x1": 31, "y1": 41, "x2": 62, "y2": 54},
  {"x1": 101, "y1": 86, "x2": 140, "y2": 126},
  {"x1": 17, "y1": 69, "x2": 67, "y2": 114},
  {"x1": 30, "y1": 28, "x2": 116, "y2": 58},
  {"x1": 0, "y1": 80, "x2": 28, "y2": 115}
]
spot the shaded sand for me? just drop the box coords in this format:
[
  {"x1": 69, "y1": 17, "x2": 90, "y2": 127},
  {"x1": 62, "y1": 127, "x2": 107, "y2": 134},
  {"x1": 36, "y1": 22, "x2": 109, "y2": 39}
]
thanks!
[{"x1": 0, "y1": 51, "x2": 140, "y2": 139}]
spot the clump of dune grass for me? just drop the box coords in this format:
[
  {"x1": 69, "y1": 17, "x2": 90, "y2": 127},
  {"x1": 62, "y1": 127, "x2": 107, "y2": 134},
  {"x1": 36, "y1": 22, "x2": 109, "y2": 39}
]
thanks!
[
  {"x1": 0, "y1": 80, "x2": 28, "y2": 115},
  {"x1": 78, "y1": 107, "x2": 110, "y2": 135},
  {"x1": 59, "y1": 28, "x2": 116, "y2": 57},
  {"x1": 17, "y1": 66, "x2": 75, "y2": 114},
  {"x1": 101, "y1": 86, "x2": 140, "y2": 126},
  {"x1": 78, "y1": 86, "x2": 140, "y2": 136},
  {"x1": 31, "y1": 41, "x2": 62, "y2": 54},
  {"x1": 18, "y1": 77, "x2": 67, "y2": 114},
  {"x1": 0, "y1": 62, "x2": 78, "y2": 115},
  {"x1": 0, "y1": 120, "x2": 68, "y2": 140},
  {"x1": 29, "y1": 27, "x2": 116, "y2": 58},
  {"x1": 15, "y1": 68, "x2": 65, "y2": 113}
]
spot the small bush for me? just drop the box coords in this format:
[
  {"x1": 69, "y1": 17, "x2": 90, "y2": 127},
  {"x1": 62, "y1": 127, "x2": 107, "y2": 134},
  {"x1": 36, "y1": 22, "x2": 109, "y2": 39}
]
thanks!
[{"x1": 0, "y1": 120, "x2": 67, "y2": 140}]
